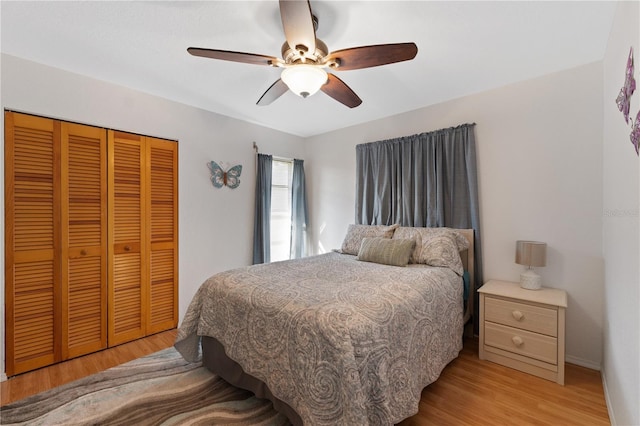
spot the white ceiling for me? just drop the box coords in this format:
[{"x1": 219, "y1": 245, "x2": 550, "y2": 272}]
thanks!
[{"x1": 1, "y1": 1, "x2": 617, "y2": 138}]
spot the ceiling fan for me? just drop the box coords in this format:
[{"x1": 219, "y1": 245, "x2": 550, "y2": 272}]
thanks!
[{"x1": 187, "y1": 0, "x2": 418, "y2": 108}]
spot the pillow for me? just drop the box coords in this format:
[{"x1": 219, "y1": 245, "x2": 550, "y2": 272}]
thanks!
[
  {"x1": 419, "y1": 233, "x2": 465, "y2": 275},
  {"x1": 393, "y1": 226, "x2": 469, "y2": 265},
  {"x1": 413, "y1": 227, "x2": 470, "y2": 251},
  {"x1": 445, "y1": 228, "x2": 470, "y2": 251},
  {"x1": 357, "y1": 238, "x2": 416, "y2": 267},
  {"x1": 340, "y1": 224, "x2": 399, "y2": 255},
  {"x1": 392, "y1": 227, "x2": 423, "y2": 263}
]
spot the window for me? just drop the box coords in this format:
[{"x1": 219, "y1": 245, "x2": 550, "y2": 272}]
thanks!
[{"x1": 270, "y1": 159, "x2": 293, "y2": 262}]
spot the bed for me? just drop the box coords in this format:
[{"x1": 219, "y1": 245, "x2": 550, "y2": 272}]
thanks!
[{"x1": 175, "y1": 226, "x2": 475, "y2": 425}]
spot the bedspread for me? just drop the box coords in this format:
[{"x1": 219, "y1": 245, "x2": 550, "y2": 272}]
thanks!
[{"x1": 175, "y1": 252, "x2": 463, "y2": 425}]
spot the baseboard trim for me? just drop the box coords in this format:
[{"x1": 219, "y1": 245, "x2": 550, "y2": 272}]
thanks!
[
  {"x1": 600, "y1": 368, "x2": 616, "y2": 426},
  {"x1": 566, "y1": 355, "x2": 601, "y2": 371}
]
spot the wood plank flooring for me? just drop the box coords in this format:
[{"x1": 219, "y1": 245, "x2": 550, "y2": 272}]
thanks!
[
  {"x1": 398, "y1": 339, "x2": 610, "y2": 426},
  {"x1": 1, "y1": 333, "x2": 610, "y2": 425},
  {"x1": 0, "y1": 329, "x2": 177, "y2": 406}
]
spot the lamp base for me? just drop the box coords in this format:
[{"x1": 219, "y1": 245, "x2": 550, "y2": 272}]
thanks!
[{"x1": 520, "y1": 269, "x2": 542, "y2": 290}]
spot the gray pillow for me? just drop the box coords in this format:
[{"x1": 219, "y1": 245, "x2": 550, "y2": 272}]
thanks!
[
  {"x1": 419, "y1": 233, "x2": 465, "y2": 275},
  {"x1": 340, "y1": 224, "x2": 399, "y2": 255},
  {"x1": 357, "y1": 237, "x2": 416, "y2": 267},
  {"x1": 392, "y1": 227, "x2": 423, "y2": 263}
]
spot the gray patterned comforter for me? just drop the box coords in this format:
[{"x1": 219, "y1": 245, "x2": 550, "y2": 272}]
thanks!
[{"x1": 174, "y1": 252, "x2": 463, "y2": 425}]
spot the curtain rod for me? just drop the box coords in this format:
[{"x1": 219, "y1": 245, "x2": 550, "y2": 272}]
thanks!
[
  {"x1": 252, "y1": 142, "x2": 293, "y2": 163},
  {"x1": 273, "y1": 156, "x2": 293, "y2": 163}
]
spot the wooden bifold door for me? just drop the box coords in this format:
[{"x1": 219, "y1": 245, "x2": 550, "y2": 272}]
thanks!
[
  {"x1": 108, "y1": 131, "x2": 179, "y2": 346},
  {"x1": 4, "y1": 112, "x2": 178, "y2": 376}
]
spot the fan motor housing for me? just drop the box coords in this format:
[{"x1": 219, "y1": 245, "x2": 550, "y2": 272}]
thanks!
[{"x1": 281, "y1": 39, "x2": 328, "y2": 65}]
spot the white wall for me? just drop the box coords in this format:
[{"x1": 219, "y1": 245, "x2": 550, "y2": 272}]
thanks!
[
  {"x1": 602, "y1": 2, "x2": 640, "y2": 425},
  {"x1": 306, "y1": 62, "x2": 605, "y2": 369},
  {"x1": 0, "y1": 54, "x2": 306, "y2": 378}
]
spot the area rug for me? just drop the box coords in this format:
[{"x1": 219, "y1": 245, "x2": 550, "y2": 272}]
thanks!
[{"x1": 0, "y1": 347, "x2": 291, "y2": 426}]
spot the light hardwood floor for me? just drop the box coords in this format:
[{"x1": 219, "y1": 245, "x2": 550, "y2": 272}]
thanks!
[
  {"x1": 399, "y1": 338, "x2": 610, "y2": 425},
  {"x1": 1, "y1": 329, "x2": 177, "y2": 406},
  {"x1": 1, "y1": 333, "x2": 610, "y2": 425}
]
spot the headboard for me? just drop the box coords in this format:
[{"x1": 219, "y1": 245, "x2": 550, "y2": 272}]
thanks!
[{"x1": 456, "y1": 229, "x2": 475, "y2": 331}]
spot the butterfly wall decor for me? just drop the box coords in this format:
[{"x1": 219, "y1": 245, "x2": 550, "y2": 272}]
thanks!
[
  {"x1": 616, "y1": 47, "x2": 635, "y2": 124},
  {"x1": 631, "y1": 110, "x2": 640, "y2": 156},
  {"x1": 208, "y1": 160, "x2": 242, "y2": 189},
  {"x1": 615, "y1": 46, "x2": 639, "y2": 156}
]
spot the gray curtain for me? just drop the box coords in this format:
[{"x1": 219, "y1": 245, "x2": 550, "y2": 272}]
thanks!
[
  {"x1": 355, "y1": 123, "x2": 483, "y2": 331},
  {"x1": 253, "y1": 154, "x2": 273, "y2": 264},
  {"x1": 290, "y1": 159, "x2": 309, "y2": 259}
]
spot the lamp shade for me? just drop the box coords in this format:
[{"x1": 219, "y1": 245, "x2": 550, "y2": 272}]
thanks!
[
  {"x1": 281, "y1": 65, "x2": 328, "y2": 98},
  {"x1": 515, "y1": 241, "x2": 547, "y2": 267}
]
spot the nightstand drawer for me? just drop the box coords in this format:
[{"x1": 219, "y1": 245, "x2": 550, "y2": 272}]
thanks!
[
  {"x1": 485, "y1": 296, "x2": 558, "y2": 337},
  {"x1": 485, "y1": 322, "x2": 557, "y2": 364}
]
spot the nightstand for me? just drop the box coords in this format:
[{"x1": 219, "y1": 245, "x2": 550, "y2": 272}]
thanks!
[{"x1": 478, "y1": 280, "x2": 567, "y2": 385}]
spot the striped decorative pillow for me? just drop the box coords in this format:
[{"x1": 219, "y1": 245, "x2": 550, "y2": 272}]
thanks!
[{"x1": 356, "y1": 237, "x2": 416, "y2": 267}]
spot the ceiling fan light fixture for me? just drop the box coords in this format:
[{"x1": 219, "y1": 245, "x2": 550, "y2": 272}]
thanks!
[
  {"x1": 188, "y1": 1, "x2": 417, "y2": 107},
  {"x1": 281, "y1": 65, "x2": 328, "y2": 98}
]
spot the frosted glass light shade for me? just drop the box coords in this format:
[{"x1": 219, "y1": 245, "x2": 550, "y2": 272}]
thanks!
[{"x1": 281, "y1": 65, "x2": 328, "y2": 98}]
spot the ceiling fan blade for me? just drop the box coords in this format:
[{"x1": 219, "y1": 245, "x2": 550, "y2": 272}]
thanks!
[
  {"x1": 326, "y1": 43, "x2": 418, "y2": 71},
  {"x1": 188, "y1": 47, "x2": 281, "y2": 66},
  {"x1": 321, "y1": 74, "x2": 362, "y2": 108},
  {"x1": 279, "y1": 0, "x2": 316, "y2": 55},
  {"x1": 257, "y1": 79, "x2": 289, "y2": 106}
]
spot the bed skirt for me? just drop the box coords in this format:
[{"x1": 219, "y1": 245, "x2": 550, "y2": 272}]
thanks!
[{"x1": 202, "y1": 336, "x2": 303, "y2": 426}]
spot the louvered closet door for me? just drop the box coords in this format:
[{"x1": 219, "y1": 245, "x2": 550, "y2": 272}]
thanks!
[
  {"x1": 147, "y1": 138, "x2": 178, "y2": 333},
  {"x1": 108, "y1": 131, "x2": 147, "y2": 346},
  {"x1": 61, "y1": 123, "x2": 107, "y2": 359},
  {"x1": 4, "y1": 112, "x2": 61, "y2": 376}
]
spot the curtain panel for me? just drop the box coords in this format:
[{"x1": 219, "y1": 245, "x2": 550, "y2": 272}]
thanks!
[
  {"x1": 290, "y1": 159, "x2": 309, "y2": 259},
  {"x1": 253, "y1": 154, "x2": 273, "y2": 264},
  {"x1": 355, "y1": 123, "x2": 483, "y2": 330}
]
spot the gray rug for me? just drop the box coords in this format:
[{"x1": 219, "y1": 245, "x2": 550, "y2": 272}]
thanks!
[{"x1": 0, "y1": 347, "x2": 291, "y2": 425}]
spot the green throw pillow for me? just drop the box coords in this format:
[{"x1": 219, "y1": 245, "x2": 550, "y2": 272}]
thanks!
[{"x1": 357, "y1": 238, "x2": 416, "y2": 267}]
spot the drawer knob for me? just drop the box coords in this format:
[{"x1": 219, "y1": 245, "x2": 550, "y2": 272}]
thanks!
[
  {"x1": 512, "y1": 310, "x2": 524, "y2": 321},
  {"x1": 124, "y1": 245, "x2": 131, "y2": 252},
  {"x1": 80, "y1": 249, "x2": 87, "y2": 256},
  {"x1": 512, "y1": 336, "x2": 524, "y2": 347}
]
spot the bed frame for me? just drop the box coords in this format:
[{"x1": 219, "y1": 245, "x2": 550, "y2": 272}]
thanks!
[
  {"x1": 202, "y1": 228, "x2": 475, "y2": 426},
  {"x1": 457, "y1": 228, "x2": 475, "y2": 332}
]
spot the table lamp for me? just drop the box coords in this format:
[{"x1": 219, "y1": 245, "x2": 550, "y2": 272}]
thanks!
[{"x1": 515, "y1": 240, "x2": 547, "y2": 290}]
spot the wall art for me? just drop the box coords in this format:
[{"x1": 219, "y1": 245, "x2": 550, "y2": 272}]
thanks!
[
  {"x1": 631, "y1": 110, "x2": 639, "y2": 156},
  {"x1": 615, "y1": 46, "x2": 639, "y2": 156},
  {"x1": 208, "y1": 160, "x2": 242, "y2": 189},
  {"x1": 616, "y1": 47, "x2": 635, "y2": 123}
]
